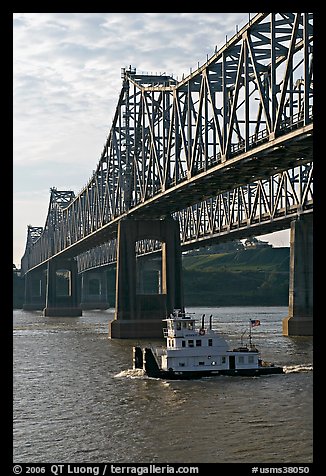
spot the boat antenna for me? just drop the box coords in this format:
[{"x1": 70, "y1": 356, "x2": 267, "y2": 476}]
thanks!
[
  {"x1": 248, "y1": 320, "x2": 252, "y2": 348},
  {"x1": 240, "y1": 329, "x2": 247, "y2": 346}
]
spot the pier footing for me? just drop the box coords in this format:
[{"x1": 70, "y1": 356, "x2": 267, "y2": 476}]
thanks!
[
  {"x1": 109, "y1": 319, "x2": 164, "y2": 339},
  {"x1": 23, "y1": 304, "x2": 45, "y2": 311},
  {"x1": 282, "y1": 316, "x2": 313, "y2": 336},
  {"x1": 43, "y1": 307, "x2": 82, "y2": 317}
]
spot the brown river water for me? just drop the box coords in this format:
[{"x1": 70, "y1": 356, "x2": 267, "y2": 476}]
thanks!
[{"x1": 13, "y1": 306, "x2": 313, "y2": 464}]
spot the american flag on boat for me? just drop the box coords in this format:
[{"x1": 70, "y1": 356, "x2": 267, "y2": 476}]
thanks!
[{"x1": 250, "y1": 319, "x2": 261, "y2": 327}]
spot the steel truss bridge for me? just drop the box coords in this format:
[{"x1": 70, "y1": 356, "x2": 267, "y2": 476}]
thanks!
[{"x1": 21, "y1": 12, "x2": 313, "y2": 276}]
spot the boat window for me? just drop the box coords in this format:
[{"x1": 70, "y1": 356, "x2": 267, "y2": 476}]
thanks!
[
  {"x1": 170, "y1": 340, "x2": 174, "y2": 348},
  {"x1": 176, "y1": 322, "x2": 181, "y2": 330},
  {"x1": 187, "y1": 322, "x2": 194, "y2": 330},
  {"x1": 238, "y1": 356, "x2": 244, "y2": 364},
  {"x1": 196, "y1": 340, "x2": 201, "y2": 347},
  {"x1": 182, "y1": 322, "x2": 187, "y2": 329},
  {"x1": 182, "y1": 340, "x2": 186, "y2": 347},
  {"x1": 221, "y1": 356, "x2": 226, "y2": 364},
  {"x1": 179, "y1": 362, "x2": 185, "y2": 367},
  {"x1": 208, "y1": 339, "x2": 213, "y2": 347},
  {"x1": 188, "y1": 340, "x2": 194, "y2": 347},
  {"x1": 248, "y1": 355, "x2": 254, "y2": 364},
  {"x1": 199, "y1": 361, "x2": 205, "y2": 365}
]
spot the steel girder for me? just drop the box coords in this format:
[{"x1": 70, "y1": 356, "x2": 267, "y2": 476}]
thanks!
[
  {"x1": 21, "y1": 188, "x2": 75, "y2": 274},
  {"x1": 21, "y1": 12, "x2": 313, "y2": 275},
  {"x1": 76, "y1": 161, "x2": 313, "y2": 271}
]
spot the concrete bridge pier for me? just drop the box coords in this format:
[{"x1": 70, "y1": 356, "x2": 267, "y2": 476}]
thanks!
[
  {"x1": 109, "y1": 217, "x2": 184, "y2": 339},
  {"x1": 283, "y1": 214, "x2": 313, "y2": 336},
  {"x1": 80, "y1": 269, "x2": 110, "y2": 310},
  {"x1": 23, "y1": 268, "x2": 46, "y2": 311},
  {"x1": 43, "y1": 257, "x2": 82, "y2": 317}
]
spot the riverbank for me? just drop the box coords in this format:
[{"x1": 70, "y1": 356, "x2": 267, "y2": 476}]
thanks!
[
  {"x1": 182, "y1": 247, "x2": 289, "y2": 306},
  {"x1": 13, "y1": 247, "x2": 290, "y2": 308}
]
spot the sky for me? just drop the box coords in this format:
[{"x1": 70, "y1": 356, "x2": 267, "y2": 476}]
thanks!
[{"x1": 13, "y1": 12, "x2": 290, "y2": 267}]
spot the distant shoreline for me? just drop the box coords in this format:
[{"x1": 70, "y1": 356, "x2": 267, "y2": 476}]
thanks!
[{"x1": 14, "y1": 246, "x2": 290, "y2": 309}]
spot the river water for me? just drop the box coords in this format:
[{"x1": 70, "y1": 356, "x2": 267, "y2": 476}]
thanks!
[{"x1": 13, "y1": 307, "x2": 313, "y2": 464}]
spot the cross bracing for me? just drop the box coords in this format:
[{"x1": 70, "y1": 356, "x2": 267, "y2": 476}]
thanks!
[
  {"x1": 76, "y1": 161, "x2": 313, "y2": 272},
  {"x1": 21, "y1": 12, "x2": 313, "y2": 276}
]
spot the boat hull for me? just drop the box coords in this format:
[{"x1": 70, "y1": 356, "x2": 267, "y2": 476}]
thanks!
[{"x1": 144, "y1": 366, "x2": 284, "y2": 380}]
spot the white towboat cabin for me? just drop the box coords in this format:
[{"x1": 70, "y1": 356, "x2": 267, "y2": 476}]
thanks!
[{"x1": 133, "y1": 310, "x2": 284, "y2": 379}]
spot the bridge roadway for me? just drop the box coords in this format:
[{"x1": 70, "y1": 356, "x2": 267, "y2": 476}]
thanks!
[
  {"x1": 24, "y1": 124, "x2": 312, "y2": 271},
  {"x1": 21, "y1": 12, "x2": 313, "y2": 336},
  {"x1": 21, "y1": 108, "x2": 313, "y2": 271},
  {"x1": 76, "y1": 161, "x2": 313, "y2": 272}
]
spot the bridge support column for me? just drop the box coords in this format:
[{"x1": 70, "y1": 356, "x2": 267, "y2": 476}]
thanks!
[
  {"x1": 283, "y1": 214, "x2": 313, "y2": 336},
  {"x1": 80, "y1": 269, "x2": 110, "y2": 310},
  {"x1": 109, "y1": 217, "x2": 184, "y2": 339},
  {"x1": 44, "y1": 257, "x2": 82, "y2": 317},
  {"x1": 23, "y1": 269, "x2": 46, "y2": 311},
  {"x1": 136, "y1": 256, "x2": 162, "y2": 294}
]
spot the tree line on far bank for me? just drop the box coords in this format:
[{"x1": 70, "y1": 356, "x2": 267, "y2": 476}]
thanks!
[{"x1": 13, "y1": 243, "x2": 289, "y2": 309}]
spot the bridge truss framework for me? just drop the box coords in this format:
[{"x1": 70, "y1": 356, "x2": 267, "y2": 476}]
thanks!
[{"x1": 21, "y1": 12, "x2": 313, "y2": 275}]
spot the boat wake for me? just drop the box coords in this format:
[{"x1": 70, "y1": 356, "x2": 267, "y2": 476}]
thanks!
[
  {"x1": 283, "y1": 364, "x2": 313, "y2": 373},
  {"x1": 114, "y1": 368, "x2": 146, "y2": 379}
]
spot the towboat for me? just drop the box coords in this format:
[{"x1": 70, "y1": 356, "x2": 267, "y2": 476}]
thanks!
[{"x1": 133, "y1": 310, "x2": 284, "y2": 379}]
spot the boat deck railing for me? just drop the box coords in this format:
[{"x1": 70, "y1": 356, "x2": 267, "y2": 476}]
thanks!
[{"x1": 149, "y1": 345, "x2": 165, "y2": 368}]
